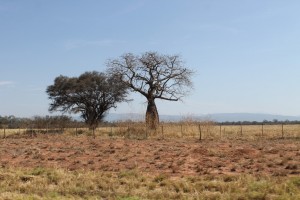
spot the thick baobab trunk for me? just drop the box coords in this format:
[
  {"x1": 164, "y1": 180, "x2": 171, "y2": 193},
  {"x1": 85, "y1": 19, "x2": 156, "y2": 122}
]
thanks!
[{"x1": 146, "y1": 99, "x2": 159, "y2": 129}]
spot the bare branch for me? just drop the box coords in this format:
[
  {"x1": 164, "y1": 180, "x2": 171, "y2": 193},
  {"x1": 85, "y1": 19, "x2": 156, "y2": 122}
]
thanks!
[{"x1": 106, "y1": 51, "x2": 195, "y2": 129}]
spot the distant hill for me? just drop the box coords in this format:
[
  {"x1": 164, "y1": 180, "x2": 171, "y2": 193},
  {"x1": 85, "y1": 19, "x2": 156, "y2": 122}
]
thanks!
[{"x1": 105, "y1": 113, "x2": 300, "y2": 122}]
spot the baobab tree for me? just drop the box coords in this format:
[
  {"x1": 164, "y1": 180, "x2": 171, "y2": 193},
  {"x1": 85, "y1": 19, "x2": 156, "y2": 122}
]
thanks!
[{"x1": 107, "y1": 52, "x2": 194, "y2": 129}]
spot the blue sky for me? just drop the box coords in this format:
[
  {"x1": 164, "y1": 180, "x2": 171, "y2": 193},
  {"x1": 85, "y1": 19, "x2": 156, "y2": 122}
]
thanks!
[{"x1": 1, "y1": 0, "x2": 300, "y2": 118}]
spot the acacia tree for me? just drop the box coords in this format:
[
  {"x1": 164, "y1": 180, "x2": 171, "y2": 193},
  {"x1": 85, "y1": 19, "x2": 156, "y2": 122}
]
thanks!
[
  {"x1": 46, "y1": 71, "x2": 128, "y2": 130},
  {"x1": 107, "y1": 52, "x2": 194, "y2": 129}
]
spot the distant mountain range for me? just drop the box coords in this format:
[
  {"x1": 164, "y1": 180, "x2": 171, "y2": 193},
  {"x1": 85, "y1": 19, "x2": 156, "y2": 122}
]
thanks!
[{"x1": 105, "y1": 113, "x2": 300, "y2": 122}]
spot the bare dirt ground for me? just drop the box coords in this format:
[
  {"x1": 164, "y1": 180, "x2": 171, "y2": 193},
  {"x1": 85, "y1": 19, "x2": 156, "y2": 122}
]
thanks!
[{"x1": 0, "y1": 135, "x2": 299, "y2": 176}]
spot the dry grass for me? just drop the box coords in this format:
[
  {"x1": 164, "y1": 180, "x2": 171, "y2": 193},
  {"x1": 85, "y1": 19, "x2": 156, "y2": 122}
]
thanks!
[
  {"x1": 2, "y1": 124, "x2": 300, "y2": 139},
  {"x1": 0, "y1": 131, "x2": 299, "y2": 199},
  {"x1": 1, "y1": 135, "x2": 299, "y2": 176},
  {"x1": 0, "y1": 167, "x2": 299, "y2": 200}
]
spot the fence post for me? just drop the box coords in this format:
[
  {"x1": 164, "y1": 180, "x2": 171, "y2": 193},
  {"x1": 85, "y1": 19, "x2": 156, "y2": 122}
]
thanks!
[
  {"x1": 3, "y1": 128, "x2": 5, "y2": 139},
  {"x1": 281, "y1": 124, "x2": 284, "y2": 139},
  {"x1": 262, "y1": 124, "x2": 264, "y2": 137},
  {"x1": 181, "y1": 125, "x2": 183, "y2": 137},
  {"x1": 220, "y1": 127, "x2": 225, "y2": 139},
  {"x1": 219, "y1": 125, "x2": 221, "y2": 137},
  {"x1": 161, "y1": 125, "x2": 164, "y2": 139},
  {"x1": 128, "y1": 126, "x2": 130, "y2": 138},
  {"x1": 240, "y1": 124, "x2": 243, "y2": 136},
  {"x1": 199, "y1": 124, "x2": 202, "y2": 141}
]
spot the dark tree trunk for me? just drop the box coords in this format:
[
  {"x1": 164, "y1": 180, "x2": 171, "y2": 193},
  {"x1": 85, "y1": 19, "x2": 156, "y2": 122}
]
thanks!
[
  {"x1": 146, "y1": 99, "x2": 159, "y2": 129},
  {"x1": 86, "y1": 117, "x2": 98, "y2": 139}
]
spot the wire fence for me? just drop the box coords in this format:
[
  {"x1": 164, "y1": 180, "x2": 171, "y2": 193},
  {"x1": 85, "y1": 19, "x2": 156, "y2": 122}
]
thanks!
[{"x1": 1, "y1": 123, "x2": 300, "y2": 140}]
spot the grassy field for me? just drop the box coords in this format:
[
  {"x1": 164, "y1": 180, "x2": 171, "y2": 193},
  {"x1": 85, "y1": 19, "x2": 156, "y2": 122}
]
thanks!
[
  {"x1": 0, "y1": 132, "x2": 299, "y2": 199},
  {"x1": 0, "y1": 167, "x2": 300, "y2": 200},
  {"x1": 1, "y1": 124, "x2": 299, "y2": 199},
  {"x1": 1, "y1": 124, "x2": 300, "y2": 139}
]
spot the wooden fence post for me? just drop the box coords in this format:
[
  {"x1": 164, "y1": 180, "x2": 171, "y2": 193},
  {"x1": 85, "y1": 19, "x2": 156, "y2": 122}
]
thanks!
[
  {"x1": 219, "y1": 125, "x2": 221, "y2": 137},
  {"x1": 199, "y1": 124, "x2": 202, "y2": 140},
  {"x1": 240, "y1": 124, "x2": 243, "y2": 136},
  {"x1": 262, "y1": 124, "x2": 264, "y2": 137},
  {"x1": 181, "y1": 125, "x2": 183, "y2": 137},
  {"x1": 145, "y1": 125, "x2": 148, "y2": 139},
  {"x1": 161, "y1": 125, "x2": 164, "y2": 139},
  {"x1": 281, "y1": 124, "x2": 284, "y2": 139},
  {"x1": 3, "y1": 128, "x2": 5, "y2": 139}
]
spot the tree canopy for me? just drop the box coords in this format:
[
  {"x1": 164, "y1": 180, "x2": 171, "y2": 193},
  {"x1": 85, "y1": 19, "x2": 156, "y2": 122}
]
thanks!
[{"x1": 46, "y1": 71, "x2": 128, "y2": 128}]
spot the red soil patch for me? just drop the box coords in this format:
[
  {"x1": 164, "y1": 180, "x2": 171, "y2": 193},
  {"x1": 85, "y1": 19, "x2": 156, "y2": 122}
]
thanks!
[{"x1": 0, "y1": 135, "x2": 299, "y2": 176}]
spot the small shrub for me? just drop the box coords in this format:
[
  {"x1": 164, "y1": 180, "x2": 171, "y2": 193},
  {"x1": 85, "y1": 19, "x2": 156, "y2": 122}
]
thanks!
[
  {"x1": 153, "y1": 174, "x2": 168, "y2": 183},
  {"x1": 117, "y1": 197, "x2": 141, "y2": 200},
  {"x1": 290, "y1": 177, "x2": 300, "y2": 187},
  {"x1": 30, "y1": 167, "x2": 46, "y2": 176},
  {"x1": 20, "y1": 175, "x2": 34, "y2": 182}
]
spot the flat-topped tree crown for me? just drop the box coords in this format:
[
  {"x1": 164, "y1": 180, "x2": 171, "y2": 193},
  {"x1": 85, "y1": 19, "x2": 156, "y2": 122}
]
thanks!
[
  {"x1": 46, "y1": 71, "x2": 128, "y2": 129},
  {"x1": 107, "y1": 52, "x2": 194, "y2": 129}
]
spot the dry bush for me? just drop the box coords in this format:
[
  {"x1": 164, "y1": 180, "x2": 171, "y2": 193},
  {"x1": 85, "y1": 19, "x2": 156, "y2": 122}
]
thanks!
[
  {"x1": 179, "y1": 118, "x2": 198, "y2": 138},
  {"x1": 113, "y1": 121, "x2": 148, "y2": 139},
  {"x1": 199, "y1": 120, "x2": 216, "y2": 139},
  {"x1": 178, "y1": 115, "x2": 216, "y2": 139}
]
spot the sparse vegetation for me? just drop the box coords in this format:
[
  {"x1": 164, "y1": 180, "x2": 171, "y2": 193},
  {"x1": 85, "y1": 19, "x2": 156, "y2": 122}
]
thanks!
[
  {"x1": 1, "y1": 123, "x2": 300, "y2": 139},
  {"x1": 0, "y1": 125, "x2": 299, "y2": 199},
  {"x1": 0, "y1": 167, "x2": 299, "y2": 199}
]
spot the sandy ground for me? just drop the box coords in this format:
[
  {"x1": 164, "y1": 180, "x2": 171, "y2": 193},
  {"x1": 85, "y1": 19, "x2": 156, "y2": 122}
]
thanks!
[{"x1": 0, "y1": 135, "x2": 299, "y2": 176}]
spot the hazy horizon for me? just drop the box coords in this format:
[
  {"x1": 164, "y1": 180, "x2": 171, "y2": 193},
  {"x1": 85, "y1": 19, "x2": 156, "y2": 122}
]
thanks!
[{"x1": 3, "y1": 112, "x2": 300, "y2": 123}]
